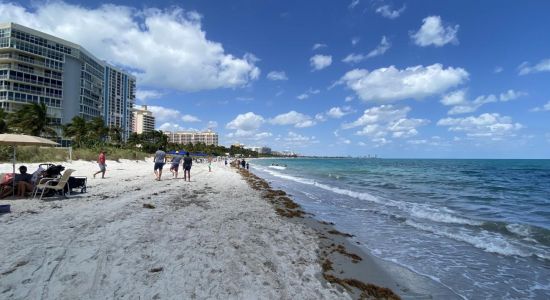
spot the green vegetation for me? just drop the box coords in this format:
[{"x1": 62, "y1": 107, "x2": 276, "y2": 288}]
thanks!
[{"x1": 0, "y1": 105, "x2": 265, "y2": 163}]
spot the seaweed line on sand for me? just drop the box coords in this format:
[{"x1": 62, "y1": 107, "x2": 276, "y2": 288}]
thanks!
[{"x1": 236, "y1": 167, "x2": 401, "y2": 300}]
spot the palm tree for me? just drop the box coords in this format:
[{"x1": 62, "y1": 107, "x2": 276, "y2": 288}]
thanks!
[
  {"x1": 0, "y1": 108, "x2": 8, "y2": 134},
  {"x1": 127, "y1": 132, "x2": 141, "y2": 146},
  {"x1": 9, "y1": 103, "x2": 57, "y2": 137},
  {"x1": 108, "y1": 126, "x2": 122, "y2": 145},
  {"x1": 87, "y1": 116, "x2": 109, "y2": 144},
  {"x1": 62, "y1": 116, "x2": 88, "y2": 148}
]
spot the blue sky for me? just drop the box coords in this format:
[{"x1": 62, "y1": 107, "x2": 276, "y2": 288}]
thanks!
[{"x1": 2, "y1": 0, "x2": 550, "y2": 158}]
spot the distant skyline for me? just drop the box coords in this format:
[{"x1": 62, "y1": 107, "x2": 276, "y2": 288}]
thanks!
[{"x1": 2, "y1": 0, "x2": 550, "y2": 158}]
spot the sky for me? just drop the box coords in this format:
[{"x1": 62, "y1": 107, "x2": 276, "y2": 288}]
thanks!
[{"x1": 1, "y1": 0, "x2": 550, "y2": 158}]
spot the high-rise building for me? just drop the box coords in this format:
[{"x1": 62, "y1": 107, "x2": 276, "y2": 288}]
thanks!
[
  {"x1": 165, "y1": 130, "x2": 218, "y2": 146},
  {"x1": 246, "y1": 146, "x2": 272, "y2": 154},
  {"x1": 104, "y1": 65, "x2": 136, "y2": 140},
  {"x1": 0, "y1": 22, "x2": 135, "y2": 140},
  {"x1": 132, "y1": 105, "x2": 155, "y2": 134}
]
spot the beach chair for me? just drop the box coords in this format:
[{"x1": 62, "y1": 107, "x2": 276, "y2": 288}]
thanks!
[{"x1": 32, "y1": 169, "x2": 75, "y2": 200}]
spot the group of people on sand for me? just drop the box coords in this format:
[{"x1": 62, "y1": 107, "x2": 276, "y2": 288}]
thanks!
[
  {"x1": 236, "y1": 159, "x2": 249, "y2": 170},
  {"x1": 153, "y1": 147, "x2": 193, "y2": 181}
]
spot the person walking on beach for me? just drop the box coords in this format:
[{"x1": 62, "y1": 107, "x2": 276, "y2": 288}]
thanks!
[
  {"x1": 93, "y1": 150, "x2": 106, "y2": 179},
  {"x1": 241, "y1": 159, "x2": 246, "y2": 169},
  {"x1": 225, "y1": 159, "x2": 228, "y2": 166},
  {"x1": 154, "y1": 147, "x2": 166, "y2": 181},
  {"x1": 208, "y1": 156, "x2": 212, "y2": 172},
  {"x1": 246, "y1": 162, "x2": 249, "y2": 170},
  {"x1": 183, "y1": 152, "x2": 193, "y2": 181},
  {"x1": 170, "y1": 151, "x2": 183, "y2": 178}
]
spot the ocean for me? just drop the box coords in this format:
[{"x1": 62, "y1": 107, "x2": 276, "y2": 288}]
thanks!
[{"x1": 251, "y1": 158, "x2": 550, "y2": 299}]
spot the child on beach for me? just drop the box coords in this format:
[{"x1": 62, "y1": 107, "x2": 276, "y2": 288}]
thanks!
[
  {"x1": 208, "y1": 156, "x2": 212, "y2": 172},
  {"x1": 93, "y1": 150, "x2": 106, "y2": 179},
  {"x1": 154, "y1": 147, "x2": 166, "y2": 181},
  {"x1": 183, "y1": 152, "x2": 192, "y2": 181}
]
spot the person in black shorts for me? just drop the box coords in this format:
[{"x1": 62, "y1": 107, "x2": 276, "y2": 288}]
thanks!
[
  {"x1": 154, "y1": 147, "x2": 166, "y2": 181},
  {"x1": 183, "y1": 152, "x2": 193, "y2": 182}
]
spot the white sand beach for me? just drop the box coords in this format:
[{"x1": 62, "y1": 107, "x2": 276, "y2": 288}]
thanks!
[{"x1": 0, "y1": 159, "x2": 350, "y2": 299}]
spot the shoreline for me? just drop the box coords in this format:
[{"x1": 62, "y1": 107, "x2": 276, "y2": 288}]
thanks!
[{"x1": 239, "y1": 165, "x2": 462, "y2": 299}]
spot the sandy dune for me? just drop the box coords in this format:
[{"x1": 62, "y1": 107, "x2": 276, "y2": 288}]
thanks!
[{"x1": 0, "y1": 159, "x2": 348, "y2": 299}]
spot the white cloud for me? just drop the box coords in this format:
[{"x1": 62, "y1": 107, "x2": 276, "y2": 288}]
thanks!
[
  {"x1": 181, "y1": 114, "x2": 201, "y2": 123},
  {"x1": 441, "y1": 89, "x2": 527, "y2": 115},
  {"x1": 408, "y1": 139, "x2": 427, "y2": 145},
  {"x1": 148, "y1": 106, "x2": 182, "y2": 123},
  {"x1": 375, "y1": 5, "x2": 406, "y2": 19},
  {"x1": 388, "y1": 118, "x2": 430, "y2": 138},
  {"x1": 441, "y1": 89, "x2": 467, "y2": 106},
  {"x1": 340, "y1": 138, "x2": 351, "y2": 144},
  {"x1": 349, "y1": 0, "x2": 360, "y2": 9},
  {"x1": 338, "y1": 64, "x2": 468, "y2": 102},
  {"x1": 437, "y1": 113, "x2": 523, "y2": 140},
  {"x1": 284, "y1": 132, "x2": 319, "y2": 146},
  {"x1": 447, "y1": 94, "x2": 497, "y2": 115},
  {"x1": 351, "y1": 37, "x2": 360, "y2": 46},
  {"x1": 227, "y1": 130, "x2": 272, "y2": 141},
  {"x1": 158, "y1": 122, "x2": 187, "y2": 132},
  {"x1": 343, "y1": 105, "x2": 429, "y2": 140},
  {"x1": 312, "y1": 43, "x2": 328, "y2": 50},
  {"x1": 342, "y1": 54, "x2": 365, "y2": 64},
  {"x1": 343, "y1": 36, "x2": 391, "y2": 64},
  {"x1": 343, "y1": 105, "x2": 410, "y2": 129},
  {"x1": 269, "y1": 111, "x2": 316, "y2": 128},
  {"x1": 366, "y1": 36, "x2": 391, "y2": 58},
  {"x1": 206, "y1": 121, "x2": 218, "y2": 128},
  {"x1": 236, "y1": 96, "x2": 254, "y2": 102},
  {"x1": 494, "y1": 66, "x2": 503, "y2": 74},
  {"x1": 345, "y1": 96, "x2": 355, "y2": 102},
  {"x1": 530, "y1": 101, "x2": 550, "y2": 112},
  {"x1": 310, "y1": 55, "x2": 333, "y2": 71},
  {"x1": 411, "y1": 16, "x2": 459, "y2": 47},
  {"x1": 296, "y1": 88, "x2": 320, "y2": 100},
  {"x1": 136, "y1": 89, "x2": 163, "y2": 103},
  {"x1": 518, "y1": 58, "x2": 550, "y2": 75},
  {"x1": 0, "y1": 1, "x2": 260, "y2": 91},
  {"x1": 326, "y1": 106, "x2": 354, "y2": 119},
  {"x1": 499, "y1": 89, "x2": 527, "y2": 102},
  {"x1": 315, "y1": 113, "x2": 327, "y2": 122},
  {"x1": 267, "y1": 71, "x2": 288, "y2": 81},
  {"x1": 226, "y1": 112, "x2": 265, "y2": 131}
]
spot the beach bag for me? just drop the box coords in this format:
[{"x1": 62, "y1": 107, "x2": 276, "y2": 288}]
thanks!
[{"x1": 45, "y1": 165, "x2": 65, "y2": 178}]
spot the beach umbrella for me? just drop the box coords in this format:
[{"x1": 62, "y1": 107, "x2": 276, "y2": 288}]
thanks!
[
  {"x1": 167, "y1": 150, "x2": 187, "y2": 155},
  {"x1": 0, "y1": 134, "x2": 59, "y2": 197}
]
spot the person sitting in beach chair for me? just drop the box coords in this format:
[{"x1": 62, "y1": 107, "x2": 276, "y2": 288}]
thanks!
[{"x1": 0, "y1": 166, "x2": 34, "y2": 198}]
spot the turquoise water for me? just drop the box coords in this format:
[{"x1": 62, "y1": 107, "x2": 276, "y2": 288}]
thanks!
[{"x1": 251, "y1": 158, "x2": 550, "y2": 299}]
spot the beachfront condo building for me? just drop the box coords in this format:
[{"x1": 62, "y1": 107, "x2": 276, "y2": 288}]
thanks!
[
  {"x1": 0, "y1": 22, "x2": 135, "y2": 141},
  {"x1": 245, "y1": 146, "x2": 272, "y2": 155},
  {"x1": 104, "y1": 65, "x2": 136, "y2": 141},
  {"x1": 165, "y1": 130, "x2": 219, "y2": 146},
  {"x1": 132, "y1": 105, "x2": 155, "y2": 134}
]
